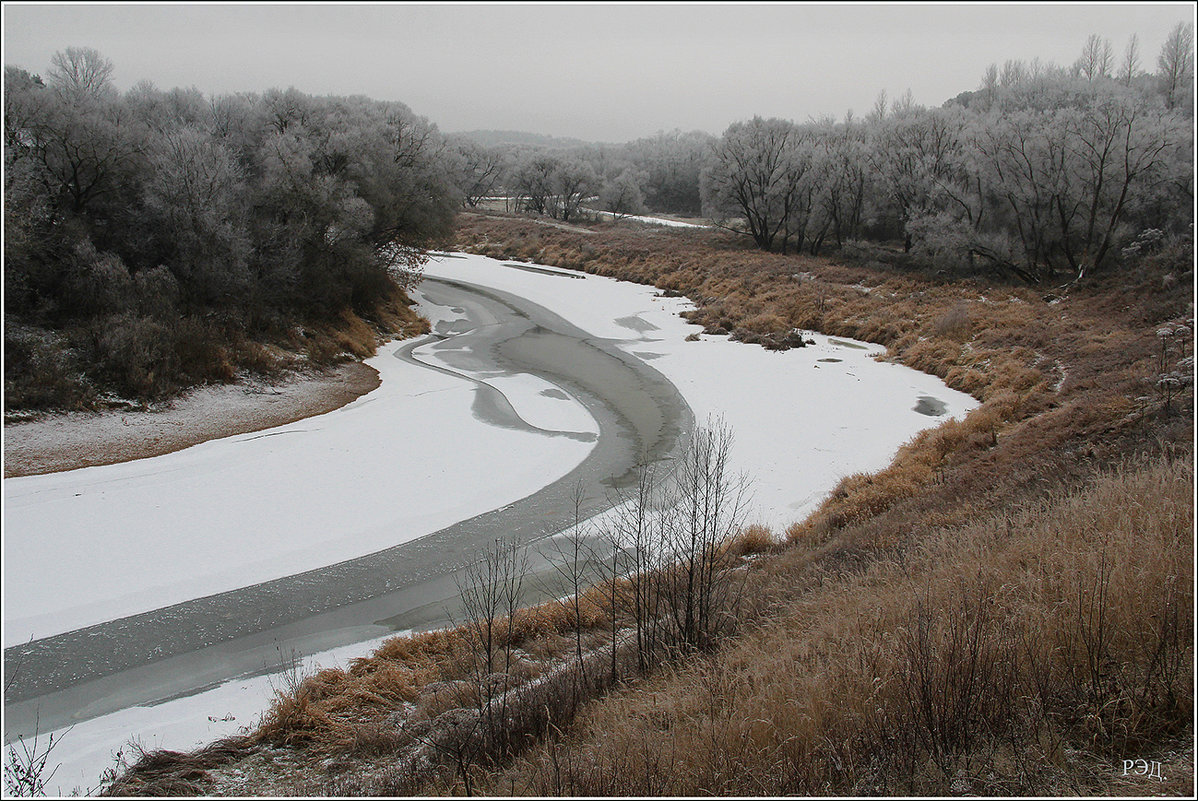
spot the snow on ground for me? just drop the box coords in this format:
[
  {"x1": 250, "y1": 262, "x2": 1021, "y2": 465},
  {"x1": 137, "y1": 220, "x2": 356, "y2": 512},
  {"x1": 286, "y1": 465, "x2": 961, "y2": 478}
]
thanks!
[
  {"x1": 422, "y1": 253, "x2": 979, "y2": 530},
  {"x1": 2, "y1": 364, "x2": 376, "y2": 478},
  {"x1": 3, "y1": 323, "x2": 598, "y2": 646},
  {"x1": 6, "y1": 633, "x2": 400, "y2": 796},
  {"x1": 585, "y1": 208, "x2": 709, "y2": 228}
]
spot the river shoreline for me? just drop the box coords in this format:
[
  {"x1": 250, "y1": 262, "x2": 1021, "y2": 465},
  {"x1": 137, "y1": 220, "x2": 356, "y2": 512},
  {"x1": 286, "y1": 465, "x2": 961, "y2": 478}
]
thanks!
[{"x1": 2, "y1": 362, "x2": 381, "y2": 478}]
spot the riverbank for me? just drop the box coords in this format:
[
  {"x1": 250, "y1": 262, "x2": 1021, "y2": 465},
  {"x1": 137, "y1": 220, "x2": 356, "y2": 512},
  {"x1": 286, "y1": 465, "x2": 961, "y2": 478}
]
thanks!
[
  {"x1": 18, "y1": 215, "x2": 1194, "y2": 796},
  {"x1": 3, "y1": 363, "x2": 380, "y2": 478},
  {"x1": 5, "y1": 262, "x2": 686, "y2": 787},
  {"x1": 440, "y1": 215, "x2": 1194, "y2": 797}
]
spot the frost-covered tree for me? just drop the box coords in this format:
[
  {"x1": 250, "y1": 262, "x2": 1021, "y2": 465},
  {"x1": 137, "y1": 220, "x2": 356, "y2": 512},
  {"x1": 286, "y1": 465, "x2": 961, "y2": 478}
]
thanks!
[
  {"x1": 702, "y1": 117, "x2": 815, "y2": 253},
  {"x1": 449, "y1": 137, "x2": 503, "y2": 207},
  {"x1": 509, "y1": 150, "x2": 559, "y2": 215},
  {"x1": 46, "y1": 46, "x2": 114, "y2": 101},
  {"x1": 623, "y1": 129, "x2": 713, "y2": 214},
  {"x1": 1157, "y1": 21, "x2": 1195, "y2": 113},
  {"x1": 4, "y1": 49, "x2": 461, "y2": 408},
  {"x1": 703, "y1": 47, "x2": 1192, "y2": 285},
  {"x1": 143, "y1": 127, "x2": 251, "y2": 305},
  {"x1": 956, "y1": 79, "x2": 1188, "y2": 281},
  {"x1": 551, "y1": 156, "x2": 599, "y2": 221},
  {"x1": 1119, "y1": 34, "x2": 1142, "y2": 87},
  {"x1": 1075, "y1": 34, "x2": 1114, "y2": 82},
  {"x1": 867, "y1": 105, "x2": 976, "y2": 253},
  {"x1": 599, "y1": 168, "x2": 647, "y2": 217}
]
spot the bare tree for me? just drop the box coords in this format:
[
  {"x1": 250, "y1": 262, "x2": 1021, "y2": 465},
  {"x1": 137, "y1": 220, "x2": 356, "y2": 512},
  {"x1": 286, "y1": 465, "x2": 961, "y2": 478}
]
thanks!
[
  {"x1": 4, "y1": 651, "x2": 71, "y2": 798},
  {"x1": 3, "y1": 725, "x2": 67, "y2": 797},
  {"x1": 46, "y1": 46, "x2": 114, "y2": 100},
  {"x1": 701, "y1": 116, "x2": 815, "y2": 253},
  {"x1": 598, "y1": 168, "x2": 647, "y2": 218},
  {"x1": 868, "y1": 106, "x2": 977, "y2": 255},
  {"x1": 551, "y1": 157, "x2": 599, "y2": 222},
  {"x1": 1075, "y1": 34, "x2": 1114, "y2": 82},
  {"x1": 979, "y1": 65, "x2": 999, "y2": 110},
  {"x1": 660, "y1": 421, "x2": 751, "y2": 652},
  {"x1": 1000, "y1": 60, "x2": 1028, "y2": 88},
  {"x1": 1157, "y1": 21, "x2": 1195, "y2": 112},
  {"x1": 544, "y1": 480, "x2": 597, "y2": 709},
  {"x1": 868, "y1": 89, "x2": 890, "y2": 123},
  {"x1": 891, "y1": 88, "x2": 919, "y2": 117},
  {"x1": 811, "y1": 120, "x2": 869, "y2": 253},
  {"x1": 451, "y1": 137, "x2": 503, "y2": 207},
  {"x1": 607, "y1": 460, "x2": 666, "y2": 671},
  {"x1": 604, "y1": 420, "x2": 752, "y2": 662},
  {"x1": 509, "y1": 150, "x2": 558, "y2": 215},
  {"x1": 1119, "y1": 34, "x2": 1141, "y2": 87}
]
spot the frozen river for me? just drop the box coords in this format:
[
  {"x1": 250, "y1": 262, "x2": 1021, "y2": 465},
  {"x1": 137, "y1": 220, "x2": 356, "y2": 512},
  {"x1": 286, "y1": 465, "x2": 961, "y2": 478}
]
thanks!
[{"x1": 3, "y1": 253, "x2": 978, "y2": 792}]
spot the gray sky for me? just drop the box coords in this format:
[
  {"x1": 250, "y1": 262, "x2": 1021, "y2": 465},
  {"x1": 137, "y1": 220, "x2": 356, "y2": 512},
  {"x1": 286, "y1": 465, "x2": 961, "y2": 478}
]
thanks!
[{"x1": 2, "y1": 3, "x2": 1193, "y2": 142}]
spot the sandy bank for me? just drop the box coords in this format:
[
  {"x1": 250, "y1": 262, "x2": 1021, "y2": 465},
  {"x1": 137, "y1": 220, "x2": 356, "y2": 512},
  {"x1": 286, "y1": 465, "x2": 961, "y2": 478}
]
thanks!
[{"x1": 2, "y1": 363, "x2": 380, "y2": 478}]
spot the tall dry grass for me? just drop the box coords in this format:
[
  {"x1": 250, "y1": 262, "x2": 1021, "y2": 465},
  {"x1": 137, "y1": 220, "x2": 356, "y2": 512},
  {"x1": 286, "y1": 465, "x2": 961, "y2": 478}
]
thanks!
[
  {"x1": 466, "y1": 456, "x2": 1192, "y2": 796},
  {"x1": 248, "y1": 584, "x2": 621, "y2": 757}
]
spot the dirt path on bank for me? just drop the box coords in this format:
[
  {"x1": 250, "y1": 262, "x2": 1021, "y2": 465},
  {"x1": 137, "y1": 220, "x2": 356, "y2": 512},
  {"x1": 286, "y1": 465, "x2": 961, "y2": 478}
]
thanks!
[
  {"x1": 464, "y1": 210, "x2": 599, "y2": 235},
  {"x1": 3, "y1": 363, "x2": 380, "y2": 478}
]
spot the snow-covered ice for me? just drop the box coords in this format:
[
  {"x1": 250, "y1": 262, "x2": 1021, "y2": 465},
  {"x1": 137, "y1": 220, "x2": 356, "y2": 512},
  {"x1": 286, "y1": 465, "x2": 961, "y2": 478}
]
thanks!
[
  {"x1": 4, "y1": 319, "x2": 598, "y2": 646},
  {"x1": 420, "y1": 253, "x2": 979, "y2": 530},
  {"x1": 6, "y1": 633, "x2": 400, "y2": 796}
]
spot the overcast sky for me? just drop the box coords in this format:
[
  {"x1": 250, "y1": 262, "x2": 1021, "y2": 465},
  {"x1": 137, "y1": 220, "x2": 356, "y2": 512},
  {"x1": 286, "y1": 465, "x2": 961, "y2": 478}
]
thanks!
[{"x1": 3, "y1": 3, "x2": 1193, "y2": 142}]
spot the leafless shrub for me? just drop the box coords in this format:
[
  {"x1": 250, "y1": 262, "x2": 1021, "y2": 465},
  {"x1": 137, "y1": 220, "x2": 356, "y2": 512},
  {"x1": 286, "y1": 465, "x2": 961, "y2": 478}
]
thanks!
[
  {"x1": 4, "y1": 724, "x2": 67, "y2": 797},
  {"x1": 543, "y1": 481, "x2": 599, "y2": 710},
  {"x1": 601, "y1": 419, "x2": 752, "y2": 672},
  {"x1": 454, "y1": 535, "x2": 532, "y2": 768}
]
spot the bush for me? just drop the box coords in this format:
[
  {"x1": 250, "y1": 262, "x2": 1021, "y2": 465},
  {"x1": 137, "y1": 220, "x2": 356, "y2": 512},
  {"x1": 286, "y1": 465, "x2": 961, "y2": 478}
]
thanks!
[
  {"x1": 3, "y1": 323, "x2": 92, "y2": 412},
  {"x1": 89, "y1": 313, "x2": 181, "y2": 399}
]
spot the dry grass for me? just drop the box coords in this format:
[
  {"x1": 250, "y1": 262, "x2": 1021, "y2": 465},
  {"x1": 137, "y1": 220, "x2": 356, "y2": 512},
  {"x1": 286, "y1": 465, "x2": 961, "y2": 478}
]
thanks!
[
  {"x1": 246, "y1": 585, "x2": 622, "y2": 757},
  {"x1": 469, "y1": 456, "x2": 1193, "y2": 796},
  {"x1": 456, "y1": 213, "x2": 1190, "y2": 548},
  {"x1": 723, "y1": 524, "x2": 780, "y2": 558},
  {"x1": 100, "y1": 737, "x2": 257, "y2": 797},
  {"x1": 444, "y1": 213, "x2": 1193, "y2": 796}
]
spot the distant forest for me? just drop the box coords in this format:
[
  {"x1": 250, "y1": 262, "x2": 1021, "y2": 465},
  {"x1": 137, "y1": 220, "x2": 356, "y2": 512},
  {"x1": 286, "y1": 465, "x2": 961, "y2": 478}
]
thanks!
[
  {"x1": 4, "y1": 24, "x2": 1193, "y2": 411},
  {"x1": 460, "y1": 25, "x2": 1194, "y2": 284},
  {"x1": 451, "y1": 129, "x2": 600, "y2": 150}
]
